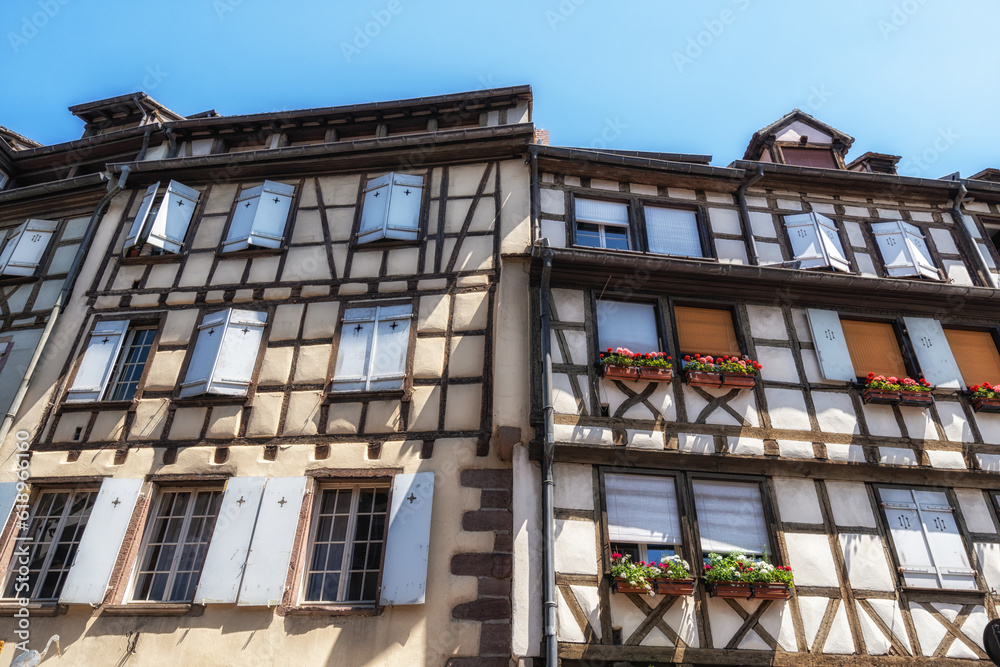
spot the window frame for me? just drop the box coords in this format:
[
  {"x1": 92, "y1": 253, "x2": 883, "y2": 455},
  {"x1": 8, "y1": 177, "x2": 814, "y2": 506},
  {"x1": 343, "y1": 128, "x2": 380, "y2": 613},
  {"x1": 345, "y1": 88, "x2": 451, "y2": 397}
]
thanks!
[
  {"x1": 353, "y1": 171, "x2": 429, "y2": 248},
  {"x1": 669, "y1": 298, "x2": 746, "y2": 361},
  {"x1": 328, "y1": 298, "x2": 416, "y2": 396},
  {"x1": 639, "y1": 202, "x2": 713, "y2": 259},
  {"x1": 64, "y1": 314, "x2": 163, "y2": 405},
  {"x1": 687, "y1": 473, "x2": 778, "y2": 560},
  {"x1": 600, "y1": 469, "x2": 688, "y2": 568},
  {"x1": 569, "y1": 194, "x2": 634, "y2": 252},
  {"x1": 838, "y1": 315, "x2": 919, "y2": 382},
  {"x1": 590, "y1": 293, "x2": 666, "y2": 359}
]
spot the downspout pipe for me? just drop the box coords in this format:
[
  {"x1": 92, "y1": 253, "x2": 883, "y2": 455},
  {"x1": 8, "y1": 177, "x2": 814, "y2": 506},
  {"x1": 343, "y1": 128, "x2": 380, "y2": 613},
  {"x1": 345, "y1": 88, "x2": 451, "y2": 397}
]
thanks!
[
  {"x1": 539, "y1": 245, "x2": 557, "y2": 667},
  {"x1": 949, "y1": 182, "x2": 994, "y2": 287},
  {"x1": 529, "y1": 145, "x2": 540, "y2": 241},
  {"x1": 0, "y1": 167, "x2": 130, "y2": 448},
  {"x1": 164, "y1": 126, "x2": 179, "y2": 159},
  {"x1": 737, "y1": 166, "x2": 764, "y2": 265}
]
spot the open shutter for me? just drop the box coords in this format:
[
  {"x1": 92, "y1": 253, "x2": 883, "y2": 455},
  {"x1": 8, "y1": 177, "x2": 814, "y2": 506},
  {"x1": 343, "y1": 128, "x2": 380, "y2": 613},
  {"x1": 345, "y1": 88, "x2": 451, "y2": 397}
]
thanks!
[
  {"x1": 194, "y1": 476, "x2": 267, "y2": 604},
  {"x1": 59, "y1": 478, "x2": 143, "y2": 604},
  {"x1": 331, "y1": 307, "x2": 376, "y2": 391},
  {"x1": 0, "y1": 219, "x2": 58, "y2": 277},
  {"x1": 963, "y1": 215, "x2": 999, "y2": 287},
  {"x1": 0, "y1": 224, "x2": 21, "y2": 271},
  {"x1": 913, "y1": 491, "x2": 977, "y2": 590},
  {"x1": 369, "y1": 305, "x2": 411, "y2": 390},
  {"x1": 146, "y1": 180, "x2": 199, "y2": 253},
  {"x1": 237, "y1": 476, "x2": 307, "y2": 606},
  {"x1": 805, "y1": 309, "x2": 855, "y2": 382},
  {"x1": 816, "y1": 213, "x2": 851, "y2": 272},
  {"x1": 902, "y1": 317, "x2": 963, "y2": 390},
  {"x1": 384, "y1": 173, "x2": 423, "y2": 241},
  {"x1": 605, "y1": 473, "x2": 681, "y2": 545},
  {"x1": 66, "y1": 320, "x2": 129, "y2": 402},
  {"x1": 123, "y1": 182, "x2": 160, "y2": 251},
  {"x1": 785, "y1": 213, "x2": 827, "y2": 269},
  {"x1": 873, "y1": 221, "x2": 939, "y2": 279},
  {"x1": 380, "y1": 472, "x2": 434, "y2": 605},
  {"x1": 0, "y1": 482, "x2": 21, "y2": 534},
  {"x1": 902, "y1": 222, "x2": 940, "y2": 280},
  {"x1": 246, "y1": 180, "x2": 294, "y2": 249},
  {"x1": 692, "y1": 480, "x2": 770, "y2": 555},
  {"x1": 222, "y1": 185, "x2": 262, "y2": 252},
  {"x1": 880, "y1": 488, "x2": 939, "y2": 589},
  {"x1": 208, "y1": 309, "x2": 267, "y2": 395},
  {"x1": 0, "y1": 171, "x2": 8, "y2": 190},
  {"x1": 178, "y1": 310, "x2": 229, "y2": 397},
  {"x1": 359, "y1": 174, "x2": 391, "y2": 243}
]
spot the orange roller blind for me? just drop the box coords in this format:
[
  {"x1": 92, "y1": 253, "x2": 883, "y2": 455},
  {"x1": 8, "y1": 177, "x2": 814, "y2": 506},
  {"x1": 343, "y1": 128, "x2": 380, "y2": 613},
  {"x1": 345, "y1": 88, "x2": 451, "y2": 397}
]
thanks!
[
  {"x1": 674, "y1": 306, "x2": 740, "y2": 357},
  {"x1": 944, "y1": 328, "x2": 1000, "y2": 387},
  {"x1": 840, "y1": 319, "x2": 908, "y2": 378}
]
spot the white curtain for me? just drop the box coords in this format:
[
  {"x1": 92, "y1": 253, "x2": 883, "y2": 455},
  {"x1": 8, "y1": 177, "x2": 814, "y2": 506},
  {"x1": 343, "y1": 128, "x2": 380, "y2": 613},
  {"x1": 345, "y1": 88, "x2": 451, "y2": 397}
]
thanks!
[
  {"x1": 645, "y1": 206, "x2": 702, "y2": 258},
  {"x1": 606, "y1": 474, "x2": 680, "y2": 544},
  {"x1": 693, "y1": 480, "x2": 769, "y2": 555},
  {"x1": 575, "y1": 198, "x2": 628, "y2": 226},
  {"x1": 596, "y1": 301, "x2": 659, "y2": 353}
]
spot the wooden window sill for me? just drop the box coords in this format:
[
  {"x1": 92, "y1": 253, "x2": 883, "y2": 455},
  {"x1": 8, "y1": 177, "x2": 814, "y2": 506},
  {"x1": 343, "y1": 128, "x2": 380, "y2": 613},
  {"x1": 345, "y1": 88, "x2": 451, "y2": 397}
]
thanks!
[
  {"x1": 351, "y1": 239, "x2": 422, "y2": 252},
  {"x1": 119, "y1": 253, "x2": 181, "y2": 266},
  {"x1": 171, "y1": 395, "x2": 249, "y2": 407},
  {"x1": 60, "y1": 399, "x2": 134, "y2": 412},
  {"x1": 325, "y1": 389, "x2": 406, "y2": 403},
  {"x1": 101, "y1": 603, "x2": 204, "y2": 617},
  {"x1": 282, "y1": 604, "x2": 381, "y2": 617},
  {"x1": 0, "y1": 601, "x2": 63, "y2": 616},
  {"x1": 217, "y1": 246, "x2": 284, "y2": 260}
]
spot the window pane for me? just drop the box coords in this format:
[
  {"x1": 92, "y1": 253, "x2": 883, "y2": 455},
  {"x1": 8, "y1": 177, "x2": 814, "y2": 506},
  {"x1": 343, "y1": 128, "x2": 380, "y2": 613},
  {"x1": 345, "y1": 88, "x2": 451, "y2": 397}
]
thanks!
[
  {"x1": 841, "y1": 319, "x2": 907, "y2": 378},
  {"x1": 674, "y1": 306, "x2": 740, "y2": 357},
  {"x1": 944, "y1": 328, "x2": 1000, "y2": 387},
  {"x1": 645, "y1": 206, "x2": 703, "y2": 258},
  {"x1": 574, "y1": 222, "x2": 602, "y2": 248},
  {"x1": 603, "y1": 226, "x2": 630, "y2": 251},
  {"x1": 107, "y1": 329, "x2": 156, "y2": 401},
  {"x1": 596, "y1": 301, "x2": 659, "y2": 354},
  {"x1": 692, "y1": 480, "x2": 769, "y2": 555}
]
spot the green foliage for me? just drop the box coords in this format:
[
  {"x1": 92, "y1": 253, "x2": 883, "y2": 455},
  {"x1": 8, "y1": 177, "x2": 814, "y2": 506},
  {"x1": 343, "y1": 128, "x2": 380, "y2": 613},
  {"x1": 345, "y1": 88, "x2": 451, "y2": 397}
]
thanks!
[{"x1": 702, "y1": 551, "x2": 794, "y2": 585}]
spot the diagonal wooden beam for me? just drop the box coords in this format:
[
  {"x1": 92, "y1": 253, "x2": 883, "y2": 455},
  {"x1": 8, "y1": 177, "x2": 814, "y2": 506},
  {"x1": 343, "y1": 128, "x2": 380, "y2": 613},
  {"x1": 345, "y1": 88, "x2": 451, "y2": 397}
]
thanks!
[
  {"x1": 558, "y1": 583, "x2": 597, "y2": 644},
  {"x1": 722, "y1": 598, "x2": 777, "y2": 650},
  {"x1": 693, "y1": 387, "x2": 744, "y2": 425},
  {"x1": 810, "y1": 598, "x2": 841, "y2": 653},
  {"x1": 925, "y1": 602, "x2": 986, "y2": 659},
  {"x1": 624, "y1": 593, "x2": 681, "y2": 646},
  {"x1": 857, "y1": 598, "x2": 911, "y2": 656}
]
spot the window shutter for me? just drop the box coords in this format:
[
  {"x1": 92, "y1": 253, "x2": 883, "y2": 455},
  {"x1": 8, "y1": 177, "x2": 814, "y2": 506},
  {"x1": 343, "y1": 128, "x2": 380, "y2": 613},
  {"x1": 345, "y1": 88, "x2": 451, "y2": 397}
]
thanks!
[
  {"x1": 0, "y1": 481, "x2": 20, "y2": 534},
  {"x1": 880, "y1": 488, "x2": 938, "y2": 588},
  {"x1": 66, "y1": 320, "x2": 129, "y2": 402},
  {"x1": 816, "y1": 214, "x2": 851, "y2": 272},
  {"x1": 605, "y1": 473, "x2": 681, "y2": 544},
  {"x1": 369, "y1": 306, "x2": 411, "y2": 390},
  {"x1": 178, "y1": 310, "x2": 229, "y2": 397},
  {"x1": 806, "y1": 309, "x2": 855, "y2": 382},
  {"x1": 146, "y1": 180, "x2": 200, "y2": 253},
  {"x1": 873, "y1": 221, "x2": 939, "y2": 279},
  {"x1": 0, "y1": 171, "x2": 8, "y2": 190},
  {"x1": 194, "y1": 476, "x2": 267, "y2": 604},
  {"x1": 123, "y1": 182, "x2": 160, "y2": 251},
  {"x1": 693, "y1": 480, "x2": 770, "y2": 555},
  {"x1": 222, "y1": 185, "x2": 262, "y2": 252},
  {"x1": 237, "y1": 476, "x2": 307, "y2": 606},
  {"x1": 913, "y1": 491, "x2": 977, "y2": 590},
  {"x1": 943, "y1": 328, "x2": 1000, "y2": 387},
  {"x1": 673, "y1": 306, "x2": 740, "y2": 358},
  {"x1": 0, "y1": 225, "x2": 18, "y2": 270},
  {"x1": 384, "y1": 174, "x2": 423, "y2": 241},
  {"x1": 246, "y1": 180, "x2": 294, "y2": 249},
  {"x1": 380, "y1": 472, "x2": 435, "y2": 605},
  {"x1": 902, "y1": 317, "x2": 963, "y2": 389},
  {"x1": 59, "y1": 478, "x2": 143, "y2": 604},
  {"x1": 0, "y1": 219, "x2": 58, "y2": 276},
  {"x1": 331, "y1": 307, "x2": 376, "y2": 391},
  {"x1": 359, "y1": 174, "x2": 391, "y2": 243},
  {"x1": 784, "y1": 213, "x2": 826, "y2": 268},
  {"x1": 902, "y1": 222, "x2": 940, "y2": 280},
  {"x1": 209, "y1": 310, "x2": 267, "y2": 396},
  {"x1": 596, "y1": 301, "x2": 659, "y2": 353},
  {"x1": 645, "y1": 206, "x2": 702, "y2": 258}
]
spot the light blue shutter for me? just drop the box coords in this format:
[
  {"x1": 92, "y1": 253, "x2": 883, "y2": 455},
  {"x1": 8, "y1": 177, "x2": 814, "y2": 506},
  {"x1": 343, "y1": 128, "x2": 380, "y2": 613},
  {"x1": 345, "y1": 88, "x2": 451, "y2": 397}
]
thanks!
[
  {"x1": 331, "y1": 307, "x2": 376, "y2": 391},
  {"x1": 208, "y1": 310, "x2": 267, "y2": 395},
  {"x1": 806, "y1": 309, "x2": 855, "y2": 382},
  {"x1": 0, "y1": 224, "x2": 20, "y2": 270},
  {"x1": 246, "y1": 180, "x2": 294, "y2": 249},
  {"x1": 380, "y1": 472, "x2": 434, "y2": 605},
  {"x1": 881, "y1": 488, "x2": 939, "y2": 589},
  {"x1": 645, "y1": 206, "x2": 702, "y2": 258},
  {"x1": 237, "y1": 477, "x2": 307, "y2": 606},
  {"x1": 873, "y1": 221, "x2": 939, "y2": 279},
  {"x1": 902, "y1": 222, "x2": 940, "y2": 280},
  {"x1": 59, "y1": 478, "x2": 143, "y2": 604},
  {"x1": 223, "y1": 185, "x2": 263, "y2": 252},
  {"x1": 816, "y1": 213, "x2": 851, "y2": 272},
  {"x1": 385, "y1": 173, "x2": 423, "y2": 241},
  {"x1": 0, "y1": 482, "x2": 21, "y2": 534},
  {"x1": 146, "y1": 180, "x2": 200, "y2": 253},
  {"x1": 179, "y1": 310, "x2": 229, "y2": 397},
  {"x1": 123, "y1": 182, "x2": 160, "y2": 251},
  {"x1": 0, "y1": 219, "x2": 58, "y2": 276},
  {"x1": 359, "y1": 174, "x2": 391, "y2": 243},
  {"x1": 914, "y1": 491, "x2": 977, "y2": 590},
  {"x1": 784, "y1": 213, "x2": 826, "y2": 268},
  {"x1": 369, "y1": 305, "x2": 411, "y2": 390},
  {"x1": 66, "y1": 320, "x2": 129, "y2": 402},
  {"x1": 902, "y1": 317, "x2": 963, "y2": 390},
  {"x1": 194, "y1": 476, "x2": 267, "y2": 604},
  {"x1": 0, "y1": 171, "x2": 8, "y2": 190}
]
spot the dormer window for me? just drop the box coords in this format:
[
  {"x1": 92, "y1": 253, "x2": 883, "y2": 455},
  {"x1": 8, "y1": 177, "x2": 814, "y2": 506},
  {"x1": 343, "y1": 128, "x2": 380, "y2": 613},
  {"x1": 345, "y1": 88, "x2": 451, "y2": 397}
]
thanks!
[{"x1": 780, "y1": 147, "x2": 839, "y2": 169}]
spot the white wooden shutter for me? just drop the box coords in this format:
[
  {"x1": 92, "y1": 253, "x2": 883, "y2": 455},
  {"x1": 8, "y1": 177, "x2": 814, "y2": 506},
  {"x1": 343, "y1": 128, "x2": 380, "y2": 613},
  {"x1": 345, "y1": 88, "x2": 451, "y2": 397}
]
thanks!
[
  {"x1": 179, "y1": 310, "x2": 229, "y2": 397},
  {"x1": 902, "y1": 317, "x2": 963, "y2": 390},
  {"x1": 60, "y1": 477, "x2": 143, "y2": 604},
  {"x1": 880, "y1": 489, "x2": 939, "y2": 589},
  {"x1": 145, "y1": 180, "x2": 199, "y2": 253},
  {"x1": 784, "y1": 213, "x2": 850, "y2": 272},
  {"x1": 873, "y1": 221, "x2": 940, "y2": 279},
  {"x1": 246, "y1": 180, "x2": 294, "y2": 249},
  {"x1": 816, "y1": 213, "x2": 851, "y2": 272},
  {"x1": 0, "y1": 219, "x2": 58, "y2": 276},
  {"x1": 180, "y1": 309, "x2": 266, "y2": 397},
  {"x1": 605, "y1": 473, "x2": 681, "y2": 544},
  {"x1": 237, "y1": 476, "x2": 307, "y2": 606},
  {"x1": 645, "y1": 206, "x2": 702, "y2": 258},
  {"x1": 913, "y1": 491, "x2": 977, "y2": 590},
  {"x1": 902, "y1": 222, "x2": 940, "y2": 280},
  {"x1": 331, "y1": 307, "x2": 376, "y2": 391},
  {"x1": 66, "y1": 320, "x2": 129, "y2": 402},
  {"x1": 358, "y1": 174, "x2": 391, "y2": 243},
  {"x1": 222, "y1": 185, "x2": 262, "y2": 252},
  {"x1": 380, "y1": 472, "x2": 435, "y2": 605},
  {"x1": 596, "y1": 301, "x2": 658, "y2": 353},
  {"x1": 369, "y1": 305, "x2": 411, "y2": 390},
  {"x1": 0, "y1": 481, "x2": 20, "y2": 534},
  {"x1": 194, "y1": 476, "x2": 267, "y2": 604},
  {"x1": 963, "y1": 215, "x2": 999, "y2": 287},
  {"x1": 806, "y1": 308, "x2": 856, "y2": 382},
  {"x1": 123, "y1": 182, "x2": 160, "y2": 251},
  {"x1": 693, "y1": 480, "x2": 770, "y2": 555},
  {"x1": 384, "y1": 173, "x2": 423, "y2": 241}
]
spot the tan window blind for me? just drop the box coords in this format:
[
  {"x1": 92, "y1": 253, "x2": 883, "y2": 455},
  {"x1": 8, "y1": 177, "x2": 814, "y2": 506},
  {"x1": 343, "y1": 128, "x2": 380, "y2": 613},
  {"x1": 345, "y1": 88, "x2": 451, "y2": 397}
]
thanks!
[
  {"x1": 841, "y1": 319, "x2": 907, "y2": 378},
  {"x1": 674, "y1": 306, "x2": 740, "y2": 357},
  {"x1": 943, "y1": 328, "x2": 1000, "y2": 387},
  {"x1": 782, "y1": 147, "x2": 839, "y2": 169}
]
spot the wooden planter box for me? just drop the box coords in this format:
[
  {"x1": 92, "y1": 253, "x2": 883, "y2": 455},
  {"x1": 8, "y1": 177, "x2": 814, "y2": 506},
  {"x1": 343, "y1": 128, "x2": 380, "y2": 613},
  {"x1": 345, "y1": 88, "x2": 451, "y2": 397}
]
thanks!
[
  {"x1": 654, "y1": 578, "x2": 696, "y2": 596},
  {"x1": 862, "y1": 388, "x2": 901, "y2": 405},
  {"x1": 600, "y1": 365, "x2": 640, "y2": 381},
  {"x1": 707, "y1": 581, "x2": 792, "y2": 600},
  {"x1": 611, "y1": 578, "x2": 653, "y2": 594},
  {"x1": 898, "y1": 390, "x2": 933, "y2": 407},
  {"x1": 638, "y1": 367, "x2": 673, "y2": 383},
  {"x1": 973, "y1": 397, "x2": 1000, "y2": 413},
  {"x1": 684, "y1": 370, "x2": 757, "y2": 390}
]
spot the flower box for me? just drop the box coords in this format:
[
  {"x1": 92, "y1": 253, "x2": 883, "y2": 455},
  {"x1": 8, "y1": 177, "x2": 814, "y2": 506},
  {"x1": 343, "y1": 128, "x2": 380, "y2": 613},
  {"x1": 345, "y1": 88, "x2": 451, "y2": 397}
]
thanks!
[
  {"x1": 973, "y1": 397, "x2": 1000, "y2": 413},
  {"x1": 685, "y1": 370, "x2": 757, "y2": 390},
  {"x1": 638, "y1": 367, "x2": 673, "y2": 383},
  {"x1": 707, "y1": 581, "x2": 791, "y2": 600},
  {"x1": 862, "y1": 388, "x2": 901, "y2": 405},
  {"x1": 898, "y1": 390, "x2": 934, "y2": 407},
  {"x1": 601, "y1": 364, "x2": 640, "y2": 381},
  {"x1": 654, "y1": 578, "x2": 696, "y2": 596},
  {"x1": 611, "y1": 578, "x2": 653, "y2": 595}
]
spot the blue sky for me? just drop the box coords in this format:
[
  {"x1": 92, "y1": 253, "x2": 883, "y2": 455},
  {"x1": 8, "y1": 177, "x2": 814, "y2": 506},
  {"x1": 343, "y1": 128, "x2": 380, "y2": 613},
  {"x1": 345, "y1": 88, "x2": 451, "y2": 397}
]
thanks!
[{"x1": 1, "y1": 0, "x2": 997, "y2": 177}]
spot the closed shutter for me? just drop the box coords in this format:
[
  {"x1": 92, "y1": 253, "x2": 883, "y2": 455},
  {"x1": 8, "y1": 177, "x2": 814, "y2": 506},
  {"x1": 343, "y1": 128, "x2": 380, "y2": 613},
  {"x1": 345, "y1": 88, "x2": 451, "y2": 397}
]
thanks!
[
  {"x1": 66, "y1": 320, "x2": 129, "y2": 402},
  {"x1": 380, "y1": 472, "x2": 435, "y2": 605},
  {"x1": 693, "y1": 480, "x2": 770, "y2": 555},
  {"x1": 180, "y1": 309, "x2": 266, "y2": 397},
  {"x1": 246, "y1": 180, "x2": 294, "y2": 249},
  {"x1": 331, "y1": 307, "x2": 376, "y2": 391},
  {"x1": 123, "y1": 182, "x2": 160, "y2": 250},
  {"x1": 194, "y1": 477, "x2": 267, "y2": 604},
  {"x1": 805, "y1": 309, "x2": 855, "y2": 382},
  {"x1": 59, "y1": 478, "x2": 143, "y2": 604},
  {"x1": 943, "y1": 328, "x2": 1000, "y2": 387},
  {"x1": 674, "y1": 305, "x2": 740, "y2": 357},
  {"x1": 872, "y1": 221, "x2": 940, "y2": 279},
  {"x1": 841, "y1": 319, "x2": 908, "y2": 379},
  {"x1": 0, "y1": 219, "x2": 58, "y2": 277},
  {"x1": 913, "y1": 491, "x2": 977, "y2": 590},
  {"x1": 369, "y1": 305, "x2": 411, "y2": 390},
  {"x1": 902, "y1": 317, "x2": 963, "y2": 389},
  {"x1": 596, "y1": 301, "x2": 659, "y2": 354},
  {"x1": 384, "y1": 174, "x2": 423, "y2": 241},
  {"x1": 237, "y1": 476, "x2": 307, "y2": 606},
  {"x1": 645, "y1": 206, "x2": 703, "y2": 258},
  {"x1": 880, "y1": 488, "x2": 939, "y2": 589},
  {"x1": 146, "y1": 180, "x2": 200, "y2": 253},
  {"x1": 605, "y1": 474, "x2": 681, "y2": 545},
  {"x1": 358, "y1": 174, "x2": 391, "y2": 243}
]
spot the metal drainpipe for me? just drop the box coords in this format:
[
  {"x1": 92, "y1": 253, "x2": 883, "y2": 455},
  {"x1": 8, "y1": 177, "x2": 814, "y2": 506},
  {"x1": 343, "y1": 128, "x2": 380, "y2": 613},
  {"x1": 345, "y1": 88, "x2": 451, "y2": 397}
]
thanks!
[
  {"x1": 164, "y1": 126, "x2": 178, "y2": 158},
  {"x1": 530, "y1": 146, "x2": 541, "y2": 241},
  {"x1": 0, "y1": 167, "x2": 130, "y2": 447},
  {"x1": 737, "y1": 166, "x2": 764, "y2": 265},
  {"x1": 539, "y1": 246, "x2": 557, "y2": 667},
  {"x1": 949, "y1": 182, "x2": 993, "y2": 287}
]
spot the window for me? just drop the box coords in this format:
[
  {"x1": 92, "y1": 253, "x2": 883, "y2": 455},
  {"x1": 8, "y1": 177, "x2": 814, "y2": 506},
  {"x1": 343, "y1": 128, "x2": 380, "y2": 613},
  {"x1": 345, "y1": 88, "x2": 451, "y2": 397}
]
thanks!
[
  {"x1": 3, "y1": 490, "x2": 96, "y2": 600},
  {"x1": 0, "y1": 219, "x2": 58, "y2": 277},
  {"x1": 644, "y1": 205, "x2": 705, "y2": 258},
  {"x1": 980, "y1": 217, "x2": 1000, "y2": 254},
  {"x1": 123, "y1": 181, "x2": 201, "y2": 255},
  {"x1": 302, "y1": 485, "x2": 389, "y2": 604},
  {"x1": 179, "y1": 309, "x2": 267, "y2": 398},
  {"x1": 840, "y1": 319, "x2": 907, "y2": 379},
  {"x1": 131, "y1": 488, "x2": 222, "y2": 602},
  {"x1": 0, "y1": 170, "x2": 9, "y2": 190},
  {"x1": 595, "y1": 300, "x2": 659, "y2": 354},
  {"x1": 66, "y1": 321, "x2": 155, "y2": 402},
  {"x1": 871, "y1": 220, "x2": 940, "y2": 280},
  {"x1": 221, "y1": 180, "x2": 295, "y2": 252},
  {"x1": 692, "y1": 479, "x2": 771, "y2": 556},
  {"x1": 331, "y1": 304, "x2": 412, "y2": 392},
  {"x1": 878, "y1": 488, "x2": 977, "y2": 590},
  {"x1": 573, "y1": 198, "x2": 630, "y2": 250},
  {"x1": 606, "y1": 473, "x2": 681, "y2": 564},
  {"x1": 944, "y1": 328, "x2": 1000, "y2": 387},
  {"x1": 357, "y1": 173, "x2": 424, "y2": 244},
  {"x1": 781, "y1": 147, "x2": 839, "y2": 169},
  {"x1": 673, "y1": 305, "x2": 740, "y2": 357},
  {"x1": 783, "y1": 212, "x2": 850, "y2": 272}
]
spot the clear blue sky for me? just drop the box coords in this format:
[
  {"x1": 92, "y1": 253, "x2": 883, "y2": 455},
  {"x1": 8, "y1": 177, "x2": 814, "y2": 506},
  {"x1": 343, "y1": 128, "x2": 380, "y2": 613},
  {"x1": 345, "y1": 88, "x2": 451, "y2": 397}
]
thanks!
[{"x1": 1, "y1": 0, "x2": 997, "y2": 177}]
